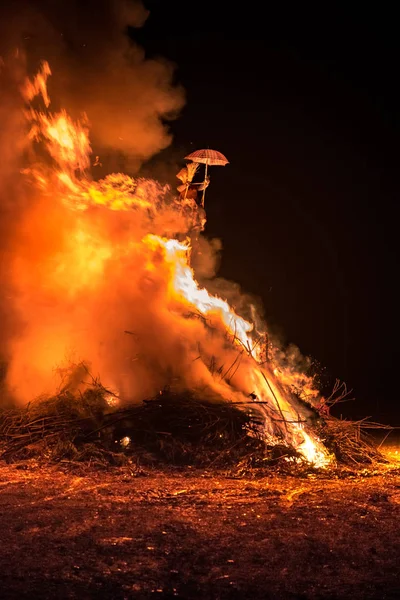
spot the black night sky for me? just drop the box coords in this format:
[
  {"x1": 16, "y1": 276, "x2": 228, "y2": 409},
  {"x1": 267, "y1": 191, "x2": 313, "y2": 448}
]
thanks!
[{"x1": 135, "y1": 2, "x2": 398, "y2": 424}]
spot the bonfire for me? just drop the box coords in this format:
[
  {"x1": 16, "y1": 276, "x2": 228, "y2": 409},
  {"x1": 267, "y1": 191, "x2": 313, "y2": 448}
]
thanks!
[{"x1": 0, "y1": 61, "x2": 388, "y2": 470}]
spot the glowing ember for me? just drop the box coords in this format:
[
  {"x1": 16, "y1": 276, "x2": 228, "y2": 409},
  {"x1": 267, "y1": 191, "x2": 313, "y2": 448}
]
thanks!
[
  {"x1": 2, "y1": 60, "x2": 331, "y2": 466},
  {"x1": 120, "y1": 436, "x2": 131, "y2": 448}
]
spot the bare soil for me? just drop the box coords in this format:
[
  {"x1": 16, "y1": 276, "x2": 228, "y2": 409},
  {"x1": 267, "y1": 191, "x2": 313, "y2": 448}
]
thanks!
[{"x1": 1, "y1": 456, "x2": 400, "y2": 600}]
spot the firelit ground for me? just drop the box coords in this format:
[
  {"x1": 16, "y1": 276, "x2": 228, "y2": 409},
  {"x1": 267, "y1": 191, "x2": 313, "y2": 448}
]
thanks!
[{"x1": 0, "y1": 458, "x2": 399, "y2": 600}]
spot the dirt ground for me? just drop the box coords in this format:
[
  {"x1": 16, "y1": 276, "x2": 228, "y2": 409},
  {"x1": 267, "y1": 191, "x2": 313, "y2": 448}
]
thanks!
[{"x1": 1, "y1": 450, "x2": 400, "y2": 600}]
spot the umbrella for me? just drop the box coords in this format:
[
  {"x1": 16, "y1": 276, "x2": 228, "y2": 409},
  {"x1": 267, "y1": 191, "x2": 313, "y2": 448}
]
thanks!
[
  {"x1": 185, "y1": 149, "x2": 229, "y2": 167},
  {"x1": 184, "y1": 149, "x2": 229, "y2": 206}
]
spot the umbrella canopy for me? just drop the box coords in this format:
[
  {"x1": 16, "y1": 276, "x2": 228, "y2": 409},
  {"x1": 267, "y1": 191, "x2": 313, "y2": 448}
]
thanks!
[{"x1": 185, "y1": 149, "x2": 229, "y2": 166}]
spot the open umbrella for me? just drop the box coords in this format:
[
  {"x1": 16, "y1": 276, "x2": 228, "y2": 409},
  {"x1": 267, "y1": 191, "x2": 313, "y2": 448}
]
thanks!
[{"x1": 185, "y1": 149, "x2": 229, "y2": 206}]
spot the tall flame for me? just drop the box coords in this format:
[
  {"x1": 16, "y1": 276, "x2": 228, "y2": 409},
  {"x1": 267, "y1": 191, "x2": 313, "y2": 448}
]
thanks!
[{"x1": 4, "y1": 61, "x2": 330, "y2": 466}]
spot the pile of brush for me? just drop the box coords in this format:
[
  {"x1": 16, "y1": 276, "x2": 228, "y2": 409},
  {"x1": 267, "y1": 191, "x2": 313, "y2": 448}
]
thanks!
[
  {"x1": 0, "y1": 372, "x2": 388, "y2": 470},
  {"x1": 0, "y1": 383, "x2": 272, "y2": 467}
]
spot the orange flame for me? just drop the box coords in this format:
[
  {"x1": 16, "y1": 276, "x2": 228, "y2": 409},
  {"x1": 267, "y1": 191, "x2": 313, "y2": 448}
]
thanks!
[{"x1": 4, "y1": 61, "x2": 330, "y2": 466}]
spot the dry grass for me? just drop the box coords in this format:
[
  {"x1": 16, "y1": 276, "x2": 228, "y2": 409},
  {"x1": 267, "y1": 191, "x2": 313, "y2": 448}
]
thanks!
[
  {"x1": 316, "y1": 417, "x2": 390, "y2": 466},
  {"x1": 0, "y1": 379, "x2": 115, "y2": 463}
]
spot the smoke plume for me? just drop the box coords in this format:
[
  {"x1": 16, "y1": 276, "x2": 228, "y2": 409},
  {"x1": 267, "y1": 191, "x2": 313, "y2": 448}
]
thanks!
[
  {"x1": 0, "y1": 0, "x2": 186, "y2": 401},
  {"x1": 0, "y1": 1, "x2": 185, "y2": 171}
]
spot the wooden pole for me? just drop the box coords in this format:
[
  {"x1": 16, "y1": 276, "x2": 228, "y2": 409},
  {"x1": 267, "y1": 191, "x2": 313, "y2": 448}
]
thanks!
[{"x1": 201, "y1": 162, "x2": 208, "y2": 207}]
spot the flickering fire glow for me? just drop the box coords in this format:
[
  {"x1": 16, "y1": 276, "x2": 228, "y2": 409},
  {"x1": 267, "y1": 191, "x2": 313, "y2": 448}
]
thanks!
[{"x1": 2, "y1": 61, "x2": 331, "y2": 466}]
